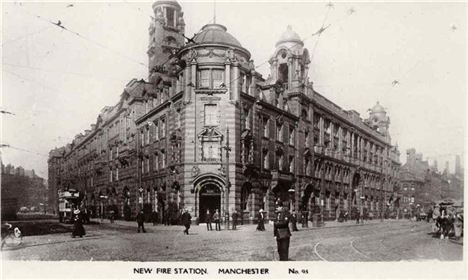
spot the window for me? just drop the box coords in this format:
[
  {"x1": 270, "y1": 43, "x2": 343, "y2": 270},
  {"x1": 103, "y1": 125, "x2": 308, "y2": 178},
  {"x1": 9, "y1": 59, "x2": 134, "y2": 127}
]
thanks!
[
  {"x1": 278, "y1": 154, "x2": 284, "y2": 171},
  {"x1": 289, "y1": 125, "x2": 295, "y2": 145},
  {"x1": 263, "y1": 117, "x2": 269, "y2": 138},
  {"x1": 212, "y1": 70, "x2": 224, "y2": 88},
  {"x1": 154, "y1": 154, "x2": 159, "y2": 171},
  {"x1": 305, "y1": 130, "x2": 310, "y2": 148},
  {"x1": 145, "y1": 126, "x2": 150, "y2": 145},
  {"x1": 165, "y1": 7, "x2": 176, "y2": 27},
  {"x1": 243, "y1": 107, "x2": 251, "y2": 130},
  {"x1": 276, "y1": 121, "x2": 283, "y2": 142},
  {"x1": 109, "y1": 169, "x2": 113, "y2": 182},
  {"x1": 161, "y1": 150, "x2": 166, "y2": 168},
  {"x1": 263, "y1": 149, "x2": 269, "y2": 170},
  {"x1": 199, "y1": 70, "x2": 210, "y2": 88},
  {"x1": 109, "y1": 148, "x2": 113, "y2": 161},
  {"x1": 289, "y1": 155, "x2": 295, "y2": 173},
  {"x1": 198, "y1": 69, "x2": 224, "y2": 89},
  {"x1": 116, "y1": 147, "x2": 119, "y2": 158},
  {"x1": 153, "y1": 121, "x2": 159, "y2": 141},
  {"x1": 140, "y1": 130, "x2": 144, "y2": 147},
  {"x1": 204, "y1": 104, "x2": 218, "y2": 126},
  {"x1": 116, "y1": 168, "x2": 119, "y2": 181},
  {"x1": 202, "y1": 142, "x2": 220, "y2": 161},
  {"x1": 146, "y1": 158, "x2": 150, "y2": 173},
  {"x1": 161, "y1": 118, "x2": 166, "y2": 138},
  {"x1": 175, "y1": 110, "x2": 181, "y2": 128}
]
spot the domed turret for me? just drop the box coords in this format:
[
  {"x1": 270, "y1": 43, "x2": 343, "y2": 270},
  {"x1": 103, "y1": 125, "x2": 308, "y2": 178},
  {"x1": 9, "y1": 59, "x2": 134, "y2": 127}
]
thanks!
[
  {"x1": 276, "y1": 25, "x2": 303, "y2": 48},
  {"x1": 193, "y1": 24, "x2": 243, "y2": 48},
  {"x1": 368, "y1": 101, "x2": 390, "y2": 138},
  {"x1": 371, "y1": 102, "x2": 386, "y2": 114}
]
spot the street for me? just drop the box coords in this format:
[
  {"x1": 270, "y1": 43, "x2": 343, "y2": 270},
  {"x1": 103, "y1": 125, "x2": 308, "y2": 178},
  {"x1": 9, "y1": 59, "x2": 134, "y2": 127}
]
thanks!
[{"x1": 2, "y1": 219, "x2": 462, "y2": 261}]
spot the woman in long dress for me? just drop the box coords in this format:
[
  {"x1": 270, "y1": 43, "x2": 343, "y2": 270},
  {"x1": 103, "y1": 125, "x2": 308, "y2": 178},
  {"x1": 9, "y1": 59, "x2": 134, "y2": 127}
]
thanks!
[
  {"x1": 256, "y1": 209, "x2": 265, "y2": 231},
  {"x1": 72, "y1": 209, "x2": 86, "y2": 238}
]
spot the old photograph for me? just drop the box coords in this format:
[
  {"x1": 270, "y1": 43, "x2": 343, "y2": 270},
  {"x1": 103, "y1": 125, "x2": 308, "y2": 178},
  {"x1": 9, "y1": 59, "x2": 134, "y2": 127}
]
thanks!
[{"x1": 1, "y1": 0, "x2": 465, "y2": 276}]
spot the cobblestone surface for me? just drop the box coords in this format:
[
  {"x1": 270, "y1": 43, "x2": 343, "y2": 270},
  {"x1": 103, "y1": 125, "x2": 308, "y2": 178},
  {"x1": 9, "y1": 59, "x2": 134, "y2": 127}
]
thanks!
[{"x1": 2, "y1": 220, "x2": 462, "y2": 261}]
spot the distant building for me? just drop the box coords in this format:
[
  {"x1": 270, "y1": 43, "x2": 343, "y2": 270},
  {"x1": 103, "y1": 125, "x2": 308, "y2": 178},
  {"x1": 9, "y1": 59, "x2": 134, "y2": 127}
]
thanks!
[
  {"x1": 48, "y1": 0, "x2": 401, "y2": 222},
  {"x1": 400, "y1": 149, "x2": 463, "y2": 215}
]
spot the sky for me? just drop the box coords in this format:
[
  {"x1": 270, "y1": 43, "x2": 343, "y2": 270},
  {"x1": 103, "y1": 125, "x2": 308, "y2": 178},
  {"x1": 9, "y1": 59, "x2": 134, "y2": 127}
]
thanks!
[{"x1": 1, "y1": 0, "x2": 466, "y2": 179}]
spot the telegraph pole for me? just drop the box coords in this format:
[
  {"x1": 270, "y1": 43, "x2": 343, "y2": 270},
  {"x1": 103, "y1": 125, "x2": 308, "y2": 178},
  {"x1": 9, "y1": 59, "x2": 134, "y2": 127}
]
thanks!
[{"x1": 222, "y1": 128, "x2": 231, "y2": 230}]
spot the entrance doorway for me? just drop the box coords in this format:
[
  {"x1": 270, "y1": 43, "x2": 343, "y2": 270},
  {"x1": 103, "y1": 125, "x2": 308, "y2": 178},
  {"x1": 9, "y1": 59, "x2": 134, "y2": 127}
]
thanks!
[{"x1": 199, "y1": 183, "x2": 221, "y2": 223}]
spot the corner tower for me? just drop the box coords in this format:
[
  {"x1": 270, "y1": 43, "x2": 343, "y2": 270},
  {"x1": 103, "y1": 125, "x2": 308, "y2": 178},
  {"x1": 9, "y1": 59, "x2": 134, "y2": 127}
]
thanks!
[
  {"x1": 269, "y1": 26, "x2": 310, "y2": 91},
  {"x1": 148, "y1": 0, "x2": 185, "y2": 78}
]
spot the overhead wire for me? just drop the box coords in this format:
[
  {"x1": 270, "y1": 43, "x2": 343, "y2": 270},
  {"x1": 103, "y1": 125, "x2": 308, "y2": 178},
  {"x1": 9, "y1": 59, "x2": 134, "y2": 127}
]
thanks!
[
  {"x1": 1, "y1": 26, "x2": 53, "y2": 46},
  {"x1": 13, "y1": 3, "x2": 149, "y2": 68},
  {"x1": 223, "y1": 2, "x2": 349, "y2": 89},
  {"x1": 0, "y1": 144, "x2": 49, "y2": 157},
  {"x1": 2, "y1": 62, "x2": 129, "y2": 82}
]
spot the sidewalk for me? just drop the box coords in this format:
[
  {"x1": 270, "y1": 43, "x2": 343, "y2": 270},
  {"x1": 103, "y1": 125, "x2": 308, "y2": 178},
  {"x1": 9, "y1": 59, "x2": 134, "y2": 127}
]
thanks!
[{"x1": 90, "y1": 217, "x2": 407, "y2": 231}]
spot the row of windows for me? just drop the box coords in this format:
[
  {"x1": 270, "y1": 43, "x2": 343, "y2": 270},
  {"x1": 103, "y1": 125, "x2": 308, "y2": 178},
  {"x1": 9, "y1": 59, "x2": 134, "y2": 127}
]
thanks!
[
  {"x1": 141, "y1": 152, "x2": 167, "y2": 174},
  {"x1": 261, "y1": 117, "x2": 295, "y2": 145},
  {"x1": 141, "y1": 118, "x2": 167, "y2": 146}
]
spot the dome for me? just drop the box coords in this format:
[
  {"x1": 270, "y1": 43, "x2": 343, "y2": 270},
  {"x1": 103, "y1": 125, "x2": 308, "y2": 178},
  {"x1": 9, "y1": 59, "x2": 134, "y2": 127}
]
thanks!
[
  {"x1": 371, "y1": 102, "x2": 386, "y2": 113},
  {"x1": 193, "y1": 24, "x2": 243, "y2": 48},
  {"x1": 153, "y1": 0, "x2": 181, "y2": 10},
  {"x1": 276, "y1": 25, "x2": 303, "y2": 47}
]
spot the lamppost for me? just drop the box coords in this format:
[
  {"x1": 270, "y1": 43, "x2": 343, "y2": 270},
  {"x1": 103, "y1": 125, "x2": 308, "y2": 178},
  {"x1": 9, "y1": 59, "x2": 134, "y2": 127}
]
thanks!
[
  {"x1": 139, "y1": 187, "x2": 144, "y2": 210},
  {"x1": 222, "y1": 128, "x2": 231, "y2": 230}
]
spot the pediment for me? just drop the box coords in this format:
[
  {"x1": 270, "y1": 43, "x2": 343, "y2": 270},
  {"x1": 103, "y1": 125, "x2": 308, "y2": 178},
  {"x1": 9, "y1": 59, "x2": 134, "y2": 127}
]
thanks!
[{"x1": 198, "y1": 127, "x2": 223, "y2": 140}]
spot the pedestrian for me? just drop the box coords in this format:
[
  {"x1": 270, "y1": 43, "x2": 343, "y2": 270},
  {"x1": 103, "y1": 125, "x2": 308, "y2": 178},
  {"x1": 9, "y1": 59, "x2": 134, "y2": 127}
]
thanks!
[
  {"x1": 151, "y1": 210, "x2": 158, "y2": 226},
  {"x1": 232, "y1": 209, "x2": 238, "y2": 230},
  {"x1": 290, "y1": 211, "x2": 298, "y2": 231},
  {"x1": 72, "y1": 209, "x2": 86, "y2": 238},
  {"x1": 213, "y1": 209, "x2": 221, "y2": 231},
  {"x1": 273, "y1": 201, "x2": 291, "y2": 261},
  {"x1": 301, "y1": 210, "x2": 307, "y2": 228},
  {"x1": 256, "y1": 209, "x2": 265, "y2": 231},
  {"x1": 109, "y1": 209, "x2": 115, "y2": 224},
  {"x1": 344, "y1": 211, "x2": 349, "y2": 222},
  {"x1": 136, "y1": 210, "x2": 146, "y2": 233},
  {"x1": 206, "y1": 209, "x2": 213, "y2": 231},
  {"x1": 181, "y1": 209, "x2": 192, "y2": 235}
]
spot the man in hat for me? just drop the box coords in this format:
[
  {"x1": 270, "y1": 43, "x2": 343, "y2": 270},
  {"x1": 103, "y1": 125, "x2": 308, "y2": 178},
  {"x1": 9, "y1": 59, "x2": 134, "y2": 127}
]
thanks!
[
  {"x1": 136, "y1": 210, "x2": 146, "y2": 233},
  {"x1": 206, "y1": 209, "x2": 213, "y2": 231},
  {"x1": 213, "y1": 209, "x2": 221, "y2": 231},
  {"x1": 72, "y1": 209, "x2": 86, "y2": 238},
  {"x1": 274, "y1": 201, "x2": 291, "y2": 261},
  {"x1": 256, "y1": 209, "x2": 265, "y2": 231},
  {"x1": 181, "y1": 209, "x2": 192, "y2": 235}
]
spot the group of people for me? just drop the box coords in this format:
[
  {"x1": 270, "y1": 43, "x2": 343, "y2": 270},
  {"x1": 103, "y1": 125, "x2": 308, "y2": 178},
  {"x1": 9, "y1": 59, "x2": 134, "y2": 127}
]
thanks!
[
  {"x1": 431, "y1": 205, "x2": 463, "y2": 240},
  {"x1": 205, "y1": 209, "x2": 221, "y2": 231}
]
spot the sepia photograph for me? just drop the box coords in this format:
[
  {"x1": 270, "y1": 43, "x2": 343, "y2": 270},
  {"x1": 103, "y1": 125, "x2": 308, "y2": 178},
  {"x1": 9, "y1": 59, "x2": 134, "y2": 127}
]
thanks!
[{"x1": 1, "y1": 0, "x2": 466, "y2": 278}]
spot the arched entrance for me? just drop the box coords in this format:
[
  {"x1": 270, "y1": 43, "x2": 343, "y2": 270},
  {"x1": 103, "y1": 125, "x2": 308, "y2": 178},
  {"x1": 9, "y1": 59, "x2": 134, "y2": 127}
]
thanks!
[{"x1": 199, "y1": 183, "x2": 221, "y2": 223}]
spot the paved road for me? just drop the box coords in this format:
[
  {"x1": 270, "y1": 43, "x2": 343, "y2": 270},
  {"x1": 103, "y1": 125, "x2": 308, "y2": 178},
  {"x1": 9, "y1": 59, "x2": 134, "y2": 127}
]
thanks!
[{"x1": 2, "y1": 220, "x2": 462, "y2": 261}]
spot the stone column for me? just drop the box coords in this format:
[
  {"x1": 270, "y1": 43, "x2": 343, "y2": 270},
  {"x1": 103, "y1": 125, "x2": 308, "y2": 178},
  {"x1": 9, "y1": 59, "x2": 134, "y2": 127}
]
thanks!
[
  {"x1": 232, "y1": 62, "x2": 239, "y2": 101},
  {"x1": 225, "y1": 61, "x2": 231, "y2": 98},
  {"x1": 184, "y1": 66, "x2": 191, "y2": 103}
]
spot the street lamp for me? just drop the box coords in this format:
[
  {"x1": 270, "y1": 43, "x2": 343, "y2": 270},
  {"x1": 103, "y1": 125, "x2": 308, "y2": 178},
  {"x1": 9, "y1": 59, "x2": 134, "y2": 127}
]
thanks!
[{"x1": 222, "y1": 128, "x2": 231, "y2": 230}]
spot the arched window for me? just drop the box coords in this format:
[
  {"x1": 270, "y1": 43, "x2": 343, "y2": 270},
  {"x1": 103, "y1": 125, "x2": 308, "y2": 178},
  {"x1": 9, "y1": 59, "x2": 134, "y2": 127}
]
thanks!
[{"x1": 278, "y1": 63, "x2": 288, "y2": 84}]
